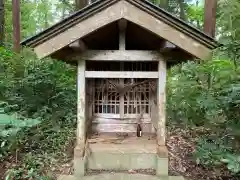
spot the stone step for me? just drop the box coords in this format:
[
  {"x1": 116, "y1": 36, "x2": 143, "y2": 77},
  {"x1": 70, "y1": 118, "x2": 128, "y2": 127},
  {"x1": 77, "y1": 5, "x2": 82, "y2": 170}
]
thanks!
[
  {"x1": 74, "y1": 144, "x2": 169, "y2": 177},
  {"x1": 87, "y1": 151, "x2": 157, "y2": 170},
  {"x1": 58, "y1": 174, "x2": 184, "y2": 180},
  {"x1": 86, "y1": 141, "x2": 168, "y2": 175}
]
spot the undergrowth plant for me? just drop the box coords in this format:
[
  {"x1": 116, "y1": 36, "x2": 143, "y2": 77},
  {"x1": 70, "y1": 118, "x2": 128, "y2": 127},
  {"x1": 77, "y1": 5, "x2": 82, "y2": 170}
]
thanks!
[
  {"x1": 0, "y1": 47, "x2": 76, "y2": 179},
  {"x1": 167, "y1": 57, "x2": 240, "y2": 175}
]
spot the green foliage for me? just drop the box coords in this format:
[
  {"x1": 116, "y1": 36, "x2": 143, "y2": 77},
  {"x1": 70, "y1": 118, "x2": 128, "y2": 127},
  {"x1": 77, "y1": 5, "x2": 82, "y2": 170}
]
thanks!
[
  {"x1": 5, "y1": 167, "x2": 52, "y2": 180},
  {"x1": 167, "y1": 58, "x2": 240, "y2": 174},
  {"x1": 2, "y1": 0, "x2": 240, "y2": 178},
  {"x1": 0, "y1": 47, "x2": 76, "y2": 178},
  {"x1": 0, "y1": 47, "x2": 77, "y2": 120},
  {"x1": 0, "y1": 101, "x2": 41, "y2": 159},
  {"x1": 194, "y1": 137, "x2": 240, "y2": 174},
  {"x1": 221, "y1": 154, "x2": 240, "y2": 174}
]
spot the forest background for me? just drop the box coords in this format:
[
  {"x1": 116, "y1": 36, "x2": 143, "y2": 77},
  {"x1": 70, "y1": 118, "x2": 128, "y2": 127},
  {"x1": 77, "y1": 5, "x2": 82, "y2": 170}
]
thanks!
[{"x1": 0, "y1": 0, "x2": 240, "y2": 179}]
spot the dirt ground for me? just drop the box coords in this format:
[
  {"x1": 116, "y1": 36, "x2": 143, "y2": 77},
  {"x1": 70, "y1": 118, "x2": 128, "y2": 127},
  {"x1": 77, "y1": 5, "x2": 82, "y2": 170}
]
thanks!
[
  {"x1": 167, "y1": 127, "x2": 239, "y2": 180},
  {"x1": 56, "y1": 128, "x2": 239, "y2": 180}
]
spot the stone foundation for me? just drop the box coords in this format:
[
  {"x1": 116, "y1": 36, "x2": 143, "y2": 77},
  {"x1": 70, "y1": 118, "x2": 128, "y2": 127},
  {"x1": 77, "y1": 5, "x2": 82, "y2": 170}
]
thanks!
[
  {"x1": 74, "y1": 146, "x2": 87, "y2": 177},
  {"x1": 88, "y1": 152, "x2": 157, "y2": 170},
  {"x1": 73, "y1": 135, "x2": 169, "y2": 176},
  {"x1": 58, "y1": 174, "x2": 185, "y2": 180}
]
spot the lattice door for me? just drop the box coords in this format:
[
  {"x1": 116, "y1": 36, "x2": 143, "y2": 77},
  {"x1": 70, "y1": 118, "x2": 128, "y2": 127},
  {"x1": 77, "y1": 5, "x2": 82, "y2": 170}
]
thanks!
[
  {"x1": 123, "y1": 79, "x2": 150, "y2": 118},
  {"x1": 93, "y1": 78, "x2": 152, "y2": 119},
  {"x1": 94, "y1": 79, "x2": 120, "y2": 118}
]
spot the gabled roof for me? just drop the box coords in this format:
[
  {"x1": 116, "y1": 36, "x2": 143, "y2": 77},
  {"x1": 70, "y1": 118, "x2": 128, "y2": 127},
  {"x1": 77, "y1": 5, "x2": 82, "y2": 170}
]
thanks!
[{"x1": 21, "y1": 0, "x2": 219, "y2": 49}]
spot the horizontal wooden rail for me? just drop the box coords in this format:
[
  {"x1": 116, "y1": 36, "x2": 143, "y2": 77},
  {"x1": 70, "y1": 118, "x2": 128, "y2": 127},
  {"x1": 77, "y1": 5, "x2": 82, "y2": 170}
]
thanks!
[
  {"x1": 79, "y1": 50, "x2": 162, "y2": 61},
  {"x1": 85, "y1": 71, "x2": 158, "y2": 78}
]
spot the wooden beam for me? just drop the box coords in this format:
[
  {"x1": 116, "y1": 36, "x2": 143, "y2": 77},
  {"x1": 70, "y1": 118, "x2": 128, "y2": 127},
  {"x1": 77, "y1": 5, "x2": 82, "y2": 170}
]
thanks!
[
  {"x1": 118, "y1": 19, "x2": 127, "y2": 50},
  {"x1": 157, "y1": 59, "x2": 167, "y2": 146},
  {"x1": 118, "y1": 19, "x2": 127, "y2": 32},
  {"x1": 69, "y1": 39, "x2": 87, "y2": 52},
  {"x1": 79, "y1": 50, "x2": 162, "y2": 61},
  {"x1": 85, "y1": 71, "x2": 158, "y2": 78},
  {"x1": 160, "y1": 41, "x2": 177, "y2": 53},
  {"x1": 77, "y1": 60, "x2": 86, "y2": 146},
  {"x1": 119, "y1": 61, "x2": 124, "y2": 119}
]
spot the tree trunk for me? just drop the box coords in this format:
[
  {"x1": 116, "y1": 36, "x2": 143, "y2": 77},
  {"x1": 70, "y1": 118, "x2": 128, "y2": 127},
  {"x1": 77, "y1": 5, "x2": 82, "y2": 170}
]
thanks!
[
  {"x1": 12, "y1": 0, "x2": 21, "y2": 52},
  {"x1": 159, "y1": 0, "x2": 169, "y2": 10},
  {"x1": 61, "y1": 2, "x2": 66, "y2": 19},
  {"x1": 0, "y1": 0, "x2": 4, "y2": 46},
  {"x1": 203, "y1": 0, "x2": 217, "y2": 37},
  {"x1": 178, "y1": 0, "x2": 186, "y2": 21},
  {"x1": 203, "y1": 0, "x2": 217, "y2": 90},
  {"x1": 75, "y1": 0, "x2": 88, "y2": 10},
  {"x1": 196, "y1": 0, "x2": 201, "y2": 29}
]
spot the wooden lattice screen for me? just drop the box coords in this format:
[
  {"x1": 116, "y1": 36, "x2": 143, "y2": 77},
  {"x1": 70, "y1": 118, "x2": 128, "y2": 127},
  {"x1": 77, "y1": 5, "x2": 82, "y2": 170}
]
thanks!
[
  {"x1": 123, "y1": 79, "x2": 150, "y2": 115},
  {"x1": 94, "y1": 79, "x2": 120, "y2": 115},
  {"x1": 92, "y1": 78, "x2": 152, "y2": 119}
]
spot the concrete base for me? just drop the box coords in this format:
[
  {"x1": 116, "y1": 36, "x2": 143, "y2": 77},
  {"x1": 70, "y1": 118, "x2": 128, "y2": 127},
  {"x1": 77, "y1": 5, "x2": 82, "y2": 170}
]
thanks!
[
  {"x1": 86, "y1": 136, "x2": 163, "y2": 171},
  {"x1": 58, "y1": 174, "x2": 184, "y2": 180},
  {"x1": 156, "y1": 146, "x2": 169, "y2": 176},
  {"x1": 73, "y1": 136, "x2": 169, "y2": 177},
  {"x1": 74, "y1": 146, "x2": 87, "y2": 177},
  {"x1": 88, "y1": 152, "x2": 156, "y2": 170},
  {"x1": 156, "y1": 156, "x2": 169, "y2": 176}
]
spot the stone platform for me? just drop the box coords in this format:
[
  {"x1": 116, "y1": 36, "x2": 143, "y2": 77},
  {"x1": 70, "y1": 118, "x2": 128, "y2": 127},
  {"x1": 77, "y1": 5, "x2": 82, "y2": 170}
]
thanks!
[
  {"x1": 87, "y1": 135, "x2": 159, "y2": 171},
  {"x1": 74, "y1": 134, "x2": 169, "y2": 177},
  {"x1": 58, "y1": 174, "x2": 184, "y2": 180}
]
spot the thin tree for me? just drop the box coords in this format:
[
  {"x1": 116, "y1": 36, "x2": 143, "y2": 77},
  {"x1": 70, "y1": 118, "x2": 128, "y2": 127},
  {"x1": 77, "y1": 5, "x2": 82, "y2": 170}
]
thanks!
[
  {"x1": 12, "y1": 0, "x2": 21, "y2": 52},
  {"x1": 0, "y1": 0, "x2": 4, "y2": 46},
  {"x1": 178, "y1": 0, "x2": 186, "y2": 21},
  {"x1": 203, "y1": 0, "x2": 217, "y2": 89},
  {"x1": 203, "y1": 0, "x2": 217, "y2": 37},
  {"x1": 196, "y1": 0, "x2": 201, "y2": 29},
  {"x1": 75, "y1": 0, "x2": 88, "y2": 10}
]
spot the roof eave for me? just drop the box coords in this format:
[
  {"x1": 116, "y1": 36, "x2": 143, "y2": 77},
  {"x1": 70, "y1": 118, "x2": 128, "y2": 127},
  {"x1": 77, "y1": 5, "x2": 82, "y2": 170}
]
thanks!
[{"x1": 21, "y1": 0, "x2": 220, "y2": 50}]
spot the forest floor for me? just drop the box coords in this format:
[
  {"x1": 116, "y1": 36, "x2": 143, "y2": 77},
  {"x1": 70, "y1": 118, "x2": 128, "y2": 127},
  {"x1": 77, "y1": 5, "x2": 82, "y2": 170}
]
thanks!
[
  {"x1": 54, "y1": 127, "x2": 240, "y2": 180},
  {"x1": 0, "y1": 127, "x2": 239, "y2": 180}
]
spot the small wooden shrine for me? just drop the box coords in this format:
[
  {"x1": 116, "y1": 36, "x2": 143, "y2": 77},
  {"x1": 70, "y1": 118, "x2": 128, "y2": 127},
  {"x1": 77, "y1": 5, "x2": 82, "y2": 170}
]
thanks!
[{"x1": 21, "y1": 0, "x2": 219, "y2": 179}]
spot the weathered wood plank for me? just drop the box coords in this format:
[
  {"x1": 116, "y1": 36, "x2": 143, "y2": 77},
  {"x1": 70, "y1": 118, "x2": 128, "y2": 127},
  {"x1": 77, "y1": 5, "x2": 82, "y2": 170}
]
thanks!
[
  {"x1": 92, "y1": 115, "x2": 151, "y2": 124},
  {"x1": 92, "y1": 119, "x2": 151, "y2": 124},
  {"x1": 157, "y1": 59, "x2": 167, "y2": 146},
  {"x1": 92, "y1": 123, "x2": 155, "y2": 133},
  {"x1": 78, "y1": 50, "x2": 161, "y2": 61},
  {"x1": 85, "y1": 71, "x2": 158, "y2": 78},
  {"x1": 69, "y1": 39, "x2": 87, "y2": 52},
  {"x1": 118, "y1": 19, "x2": 127, "y2": 50},
  {"x1": 77, "y1": 60, "x2": 86, "y2": 145}
]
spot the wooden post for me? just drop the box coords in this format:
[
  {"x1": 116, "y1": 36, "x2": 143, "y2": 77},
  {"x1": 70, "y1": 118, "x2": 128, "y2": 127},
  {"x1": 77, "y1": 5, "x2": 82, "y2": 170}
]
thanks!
[
  {"x1": 77, "y1": 60, "x2": 86, "y2": 146},
  {"x1": 118, "y1": 19, "x2": 127, "y2": 119},
  {"x1": 157, "y1": 59, "x2": 167, "y2": 146}
]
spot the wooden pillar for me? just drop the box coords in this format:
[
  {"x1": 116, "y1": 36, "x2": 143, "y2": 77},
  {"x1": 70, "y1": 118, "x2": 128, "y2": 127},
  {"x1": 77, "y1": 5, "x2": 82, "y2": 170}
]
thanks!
[
  {"x1": 118, "y1": 19, "x2": 127, "y2": 119},
  {"x1": 77, "y1": 60, "x2": 86, "y2": 146},
  {"x1": 157, "y1": 59, "x2": 167, "y2": 146}
]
